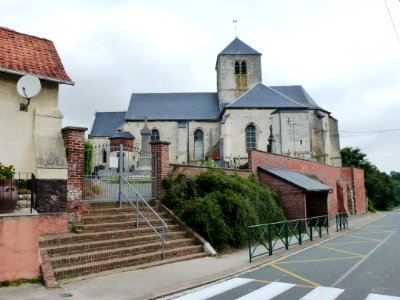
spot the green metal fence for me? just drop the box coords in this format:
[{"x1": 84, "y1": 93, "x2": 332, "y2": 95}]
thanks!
[
  {"x1": 336, "y1": 212, "x2": 348, "y2": 232},
  {"x1": 248, "y1": 215, "x2": 329, "y2": 262}
]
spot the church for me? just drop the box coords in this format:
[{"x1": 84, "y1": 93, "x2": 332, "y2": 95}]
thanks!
[{"x1": 89, "y1": 37, "x2": 342, "y2": 168}]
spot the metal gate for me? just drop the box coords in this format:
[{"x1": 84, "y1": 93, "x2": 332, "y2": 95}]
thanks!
[{"x1": 83, "y1": 144, "x2": 156, "y2": 202}]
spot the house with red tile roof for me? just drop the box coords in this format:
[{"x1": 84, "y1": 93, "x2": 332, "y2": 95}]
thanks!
[{"x1": 0, "y1": 26, "x2": 74, "y2": 211}]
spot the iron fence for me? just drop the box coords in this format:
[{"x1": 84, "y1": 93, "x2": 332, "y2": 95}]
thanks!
[
  {"x1": 336, "y1": 212, "x2": 348, "y2": 232},
  {"x1": 248, "y1": 215, "x2": 329, "y2": 262},
  {"x1": 83, "y1": 144, "x2": 156, "y2": 202}
]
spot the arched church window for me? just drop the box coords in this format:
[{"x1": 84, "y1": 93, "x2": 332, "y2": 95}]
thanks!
[
  {"x1": 245, "y1": 124, "x2": 257, "y2": 151},
  {"x1": 151, "y1": 129, "x2": 160, "y2": 142},
  {"x1": 194, "y1": 129, "x2": 204, "y2": 160},
  {"x1": 102, "y1": 149, "x2": 107, "y2": 163},
  {"x1": 235, "y1": 61, "x2": 240, "y2": 74},
  {"x1": 241, "y1": 61, "x2": 247, "y2": 74}
]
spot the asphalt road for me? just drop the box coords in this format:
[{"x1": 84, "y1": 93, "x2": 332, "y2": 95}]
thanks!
[{"x1": 174, "y1": 211, "x2": 400, "y2": 300}]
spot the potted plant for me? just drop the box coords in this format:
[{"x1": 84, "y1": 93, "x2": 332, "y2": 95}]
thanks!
[{"x1": 0, "y1": 163, "x2": 18, "y2": 213}]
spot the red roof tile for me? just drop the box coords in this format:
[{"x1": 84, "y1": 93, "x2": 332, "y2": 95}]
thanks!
[{"x1": 0, "y1": 27, "x2": 73, "y2": 84}]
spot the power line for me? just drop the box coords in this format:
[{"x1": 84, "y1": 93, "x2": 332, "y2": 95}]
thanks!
[
  {"x1": 384, "y1": 0, "x2": 400, "y2": 44},
  {"x1": 340, "y1": 128, "x2": 400, "y2": 134}
]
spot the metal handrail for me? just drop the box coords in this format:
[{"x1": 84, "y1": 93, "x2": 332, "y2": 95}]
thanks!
[
  {"x1": 336, "y1": 212, "x2": 348, "y2": 232},
  {"x1": 248, "y1": 215, "x2": 329, "y2": 262},
  {"x1": 119, "y1": 174, "x2": 168, "y2": 259}
]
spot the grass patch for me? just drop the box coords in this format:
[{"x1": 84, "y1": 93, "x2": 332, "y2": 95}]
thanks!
[{"x1": 0, "y1": 278, "x2": 41, "y2": 288}]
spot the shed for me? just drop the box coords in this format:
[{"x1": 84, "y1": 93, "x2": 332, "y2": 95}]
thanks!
[{"x1": 258, "y1": 166, "x2": 332, "y2": 220}]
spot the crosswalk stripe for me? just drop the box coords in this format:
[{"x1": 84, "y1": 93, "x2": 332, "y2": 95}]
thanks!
[
  {"x1": 173, "y1": 278, "x2": 254, "y2": 300},
  {"x1": 235, "y1": 282, "x2": 295, "y2": 300},
  {"x1": 300, "y1": 286, "x2": 344, "y2": 300},
  {"x1": 172, "y1": 278, "x2": 400, "y2": 300},
  {"x1": 366, "y1": 294, "x2": 400, "y2": 300}
]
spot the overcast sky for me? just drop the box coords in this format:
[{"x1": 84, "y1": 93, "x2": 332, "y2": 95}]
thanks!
[{"x1": 3, "y1": 0, "x2": 400, "y2": 173}]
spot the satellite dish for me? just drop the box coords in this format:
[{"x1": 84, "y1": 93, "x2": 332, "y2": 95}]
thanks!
[{"x1": 16, "y1": 74, "x2": 41, "y2": 111}]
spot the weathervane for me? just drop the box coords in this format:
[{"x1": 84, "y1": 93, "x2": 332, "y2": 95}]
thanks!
[{"x1": 233, "y1": 20, "x2": 237, "y2": 37}]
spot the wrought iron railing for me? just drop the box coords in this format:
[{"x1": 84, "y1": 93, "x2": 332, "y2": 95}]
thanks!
[
  {"x1": 248, "y1": 215, "x2": 329, "y2": 262},
  {"x1": 336, "y1": 212, "x2": 348, "y2": 232},
  {"x1": 119, "y1": 174, "x2": 168, "y2": 259}
]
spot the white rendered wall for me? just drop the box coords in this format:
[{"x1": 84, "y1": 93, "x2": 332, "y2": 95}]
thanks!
[{"x1": 0, "y1": 73, "x2": 67, "y2": 179}]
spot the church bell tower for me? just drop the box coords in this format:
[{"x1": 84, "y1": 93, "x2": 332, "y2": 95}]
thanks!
[{"x1": 216, "y1": 37, "x2": 262, "y2": 105}]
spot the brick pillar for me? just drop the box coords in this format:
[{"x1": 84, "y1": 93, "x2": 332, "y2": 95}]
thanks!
[
  {"x1": 61, "y1": 126, "x2": 87, "y2": 226},
  {"x1": 150, "y1": 141, "x2": 171, "y2": 199}
]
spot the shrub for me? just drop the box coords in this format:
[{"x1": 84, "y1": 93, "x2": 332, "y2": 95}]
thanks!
[{"x1": 163, "y1": 170, "x2": 285, "y2": 250}]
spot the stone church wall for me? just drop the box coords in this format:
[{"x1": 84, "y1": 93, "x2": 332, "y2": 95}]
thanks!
[
  {"x1": 222, "y1": 109, "x2": 275, "y2": 162},
  {"x1": 124, "y1": 120, "x2": 220, "y2": 164},
  {"x1": 217, "y1": 55, "x2": 262, "y2": 103},
  {"x1": 273, "y1": 110, "x2": 312, "y2": 159}
]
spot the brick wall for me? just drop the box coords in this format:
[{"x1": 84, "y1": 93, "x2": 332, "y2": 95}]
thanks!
[
  {"x1": 62, "y1": 127, "x2": 87, "y2": 227},
  {"x1": 352, "y1": 167, "x2": 367, "y2": 214},
  {"x1": 258, "y1": 171, "x2": 306, "y2": 220},
  {"x1": 110, "y1": 138, "x2": 133, "y2": 149},
  {"x1": 38, "y1": 213, "x2": 68, "y2": 235},
  {"x1": 249, "y1": 150, "x2": 366, "y2": 216},
  {"x1": 151, "y1": 141, "x2": 172, "y2": 198}
]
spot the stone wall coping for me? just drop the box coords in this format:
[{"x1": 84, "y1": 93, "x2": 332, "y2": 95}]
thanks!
[
  {"x1": 0, "y1": 208, "x2": 38, "y2": 220},
  {"x1": 150, "y1": 141, "x2": 171, "y2": 145},
  {"x1": 61, "y1": 126, "x2": 88, "y2": 132},
  {"x1": 170, "y1": 163, "x2": 252, "y2": 173}
]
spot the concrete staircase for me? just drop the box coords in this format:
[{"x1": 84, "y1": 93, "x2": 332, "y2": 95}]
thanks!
[{"x1": 39, "y1": 202, "x2": 209, "y2": 283}]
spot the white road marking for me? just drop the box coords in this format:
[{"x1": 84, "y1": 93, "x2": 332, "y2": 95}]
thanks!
[
  {"x1": 235, "y1": 282, "x2": 295, "y2": 300},
  {"x1": 366, "y1": 294, "x2": 400, "y2": 300},
  {"x1": 300, "y1": 286, "x2": 344, "y2": 300},
  {"x1": 173, "y1": 278, "x2": 254, "y2": 300}
]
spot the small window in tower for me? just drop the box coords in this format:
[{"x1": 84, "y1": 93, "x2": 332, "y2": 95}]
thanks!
[
  {"x1": 235, "y1": 61, "x2": 240, "y2": 74},
  {"x1": 241, "y1": 61, "x2": 247, "y2": 74},
  {"x1": 151, "y1": 129, "x2": 160, "y2": 142}
]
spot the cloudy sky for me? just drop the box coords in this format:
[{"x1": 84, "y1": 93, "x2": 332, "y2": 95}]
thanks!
[{"x1": 3, "y1": 0, "x2": 400, "y2": 173}]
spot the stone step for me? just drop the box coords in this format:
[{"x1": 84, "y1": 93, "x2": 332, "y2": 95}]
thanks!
[
  {"x1": 81, "y1": 205, "x2": 162, "y2": 215},
  {"x1": 54, "y1": 246, "x2": 207, "y2": 280},
  {"x1": 39, "y1": 224, "x2": 182, "y2": 247},
  {"x1": 80, "y1": 218, "x2": 173, "y2": 232},
  {"x1": 50, "y1": 240, "x2": 201, "y2": 269},
  {"x1": 82, "y1": 202, "x2": 155, "y2": 210},
  {"x1": 44, "y1": 231, "x2": 188, "y2": 256},
  {"x1": 82, "y1": 212, "x2": 169, "y2": 224}
]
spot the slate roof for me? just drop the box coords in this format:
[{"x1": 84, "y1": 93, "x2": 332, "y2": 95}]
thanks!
[
  {"x1": 226, "y1": 83, "x2": 308, "y2": 109},
  {"x1": 0, "y1": 27, "x2": 73, "y2": 84},
  {"x1": 126, "y1": 93, "x2": 220, "y2": 121},
  {"x1": 218, "y1": 37, "x2": 261, "y2": 55},
  {"x1": 258, "y1": 166, "x2": 332, "y2": 192},
  {"x1": 110, "y1": 132, "x2": 134, "y2": 139},
  {"x1": 89, "y1": 111, "x2": 126, "y2": 138},
  {"x1": 271, "y1": 85, "x2": 322, "y2": 109}
]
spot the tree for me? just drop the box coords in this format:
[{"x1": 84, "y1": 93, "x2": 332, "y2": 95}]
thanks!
[
  {"x1": 84, "y1": 140, "x2": 94, "y2": 176},
  {"x1": 341, "y1": 147, "x2": 400, "y2": 210}
]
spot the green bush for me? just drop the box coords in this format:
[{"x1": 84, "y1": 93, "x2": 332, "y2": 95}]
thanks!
[
  {"x1": 163, "y1": 170, "x2": 285, "y2": 250},
  {"x1": 367, "y1": 198, "x2": 376, "y2": 213}
]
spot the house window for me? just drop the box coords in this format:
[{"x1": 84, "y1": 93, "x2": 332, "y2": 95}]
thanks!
[
  {"x1": 194, "y1": 129, "x2": 204, "y2": 160},
  {"x1": 151, "y1": 129, "x2": 160, "y2": 142},
  {"x1": 241, "y1": 61, "x2": 247, "y2": 74},
  {"x1": 235, "y1": 61, "x2": 240, "y2": 74},
  {"x1": 245, "y1": 124, "x2": 257, "y2": 151}
]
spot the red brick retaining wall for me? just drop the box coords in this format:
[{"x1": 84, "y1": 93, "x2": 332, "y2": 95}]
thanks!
[{"x1": 249, "y1": 150, "x2": 367, "y2": 216}]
